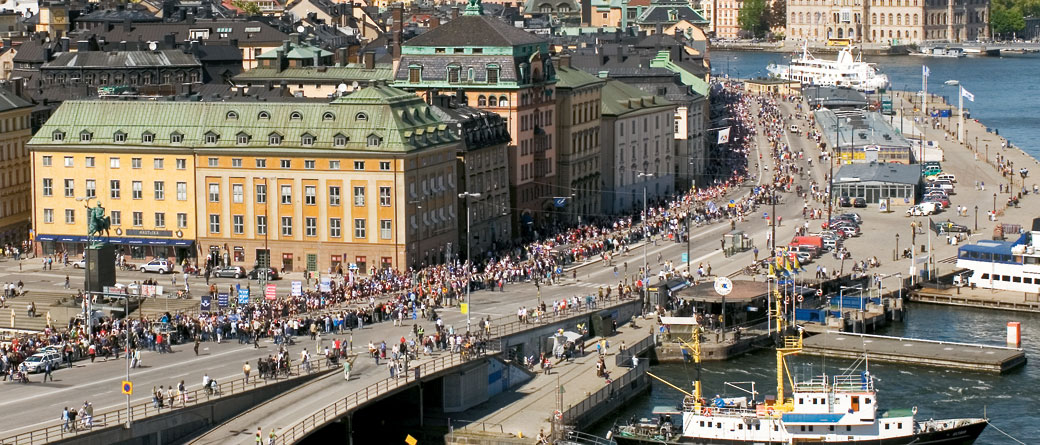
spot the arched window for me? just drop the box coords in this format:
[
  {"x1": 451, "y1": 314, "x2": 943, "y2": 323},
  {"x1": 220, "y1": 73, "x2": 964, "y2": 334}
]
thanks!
[
  {"x1": 489, "y1": 96, "x2": 498, "y2": 106},
  {"x1": 289, "y1": 111, "x2": 303, "y2": 120},
  {"x1": 322, "y1": 112, "x2": 335, "y2": 121},
  {"x1": 897, "y1": 30, "x2": 901, "y2": 38},
  {"x1": 838, "y1": 28, "x2": 844, "y2": 38},
  {"x1": 226, "y1": 111, "x2": 238, "y2": 120},
  {"x1": 499, "y1": 96, "x2": 509, "y2": 107},
  {"x1": 477, "y1": 95, "x2": 487, "y2": 106},
  {"x1": 897, "y1": 14, "x2": 901, "y2": 25},
  {"x1": 258, "y1": 111, "x2": 270, "y2": 120},
  {"x1": 872, "y1": 13, "x2": 877, "y2": 24},
  {"x1": 905, "y1": 13, "x2": 910, "y2": 25},
  {"x1": 913, "y1": 14, "x2": 918, "y2": 25},
  {"x1": 355, "y1": 112, "x2": 368, "y2": 121}
]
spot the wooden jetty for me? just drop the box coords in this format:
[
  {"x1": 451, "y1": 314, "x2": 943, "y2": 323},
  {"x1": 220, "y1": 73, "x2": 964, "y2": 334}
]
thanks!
[{"x1": 801, "y1": 331, "x2": 1026, "y2": 373}]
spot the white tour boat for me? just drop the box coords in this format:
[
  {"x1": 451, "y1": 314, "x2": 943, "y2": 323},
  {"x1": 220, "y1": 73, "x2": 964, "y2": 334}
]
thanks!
[{"x1": 767, "y1": 44, "x2": 889, "y2": 93}]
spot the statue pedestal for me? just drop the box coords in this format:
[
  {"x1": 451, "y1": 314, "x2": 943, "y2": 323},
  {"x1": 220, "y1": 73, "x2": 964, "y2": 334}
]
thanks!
[{"x1": 85, "y1": 244, "x2": 116, "y2": 293}]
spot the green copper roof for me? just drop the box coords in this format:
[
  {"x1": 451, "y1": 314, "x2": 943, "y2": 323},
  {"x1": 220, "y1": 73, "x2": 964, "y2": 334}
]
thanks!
[
  {"x1": 256, "y1": 41, "x2": 334, "y2": 60},
  {"x1": 555, "y1": 65, "x2": 606, "y2": 90},
  {"x1": 601, "y1": 79, "x2": 672, "y2": 116},
  {"x1": 233, "y1": 64, "x2": 394, "y2": 82},
  {"x1": 30, "y1": 84, "x2": 458, "y2": 153}
]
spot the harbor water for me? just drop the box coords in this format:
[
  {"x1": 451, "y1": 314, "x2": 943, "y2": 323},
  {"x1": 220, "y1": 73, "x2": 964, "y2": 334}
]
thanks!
[{"x1": 713, "y1": 50, "x2": 1040, "y2": 159}]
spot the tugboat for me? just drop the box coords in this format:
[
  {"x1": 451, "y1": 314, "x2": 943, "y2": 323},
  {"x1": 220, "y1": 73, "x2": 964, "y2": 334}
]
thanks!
[{"x1": 611, "y1": 285, "x2": 988, "y2": 444}]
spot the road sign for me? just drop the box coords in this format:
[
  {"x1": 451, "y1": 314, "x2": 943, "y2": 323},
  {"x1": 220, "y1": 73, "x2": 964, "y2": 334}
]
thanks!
[
  {"x1": 681, "y1": 253, "x2": 689, "y2": 263},
  {"x1": 405, "y1": 435, "x2": 418, "y2": 445},
  {"x1": 554, "y1": 197, "x2": 568, "y2": 207},
  {"x1": 121, "y1": 380, "x2": 133, "y2": 395},
  {"x1": 714, "y1": 277, "x2": 733, "y2": 296},
  {"x1": 816, "y1": 289, "x2": 824, "y2": 297},
  {"x1": 265, "y1": 284, "x2": 277, "y2": 300}
]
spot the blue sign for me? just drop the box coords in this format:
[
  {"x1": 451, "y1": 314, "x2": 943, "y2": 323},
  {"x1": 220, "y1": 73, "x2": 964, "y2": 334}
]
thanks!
[
  {"x1": 939, "y1": 109, "x2": 951, "y2": 118},
  {"x1": 200, "y1": 296, "x2": 211, "y2": 312},
  {"x1": 237, "y1": 288, "x2": 250, "y2": 305},
  {"x1": 217, "y1": 293, "x2": 229, "y2": 308},
  {"x1": 777, "y1": 280, "x2": 792, "y2": 285},
  {"x1": 554, "y1": 197, "x2": 568, "y2": 208},
  {"x1": 681, "y1": 253, "x2": 689, "y2": 263}
]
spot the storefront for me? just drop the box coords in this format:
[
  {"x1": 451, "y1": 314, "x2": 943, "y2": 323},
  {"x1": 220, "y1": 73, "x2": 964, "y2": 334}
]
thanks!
[{"x1": 35, "y1": 234, "x2": 195, "y2": 262}]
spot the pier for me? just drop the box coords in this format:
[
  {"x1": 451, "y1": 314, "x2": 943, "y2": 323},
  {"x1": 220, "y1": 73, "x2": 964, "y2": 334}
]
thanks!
[
  {"x1": 911, "y1": 286, "x2": 1040, "y2": 313},
  {"x1": 800, "y1": 331, "x2": 1026, "y2": 373}
]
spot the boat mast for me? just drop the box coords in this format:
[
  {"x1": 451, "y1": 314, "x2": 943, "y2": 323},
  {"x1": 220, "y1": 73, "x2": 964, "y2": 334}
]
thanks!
[{"x1": 771, "y1": 265, "x2": 803, "y2": 411}]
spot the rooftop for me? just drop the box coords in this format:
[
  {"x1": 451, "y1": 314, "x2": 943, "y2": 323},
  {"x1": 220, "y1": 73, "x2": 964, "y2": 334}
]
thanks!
[
  {"x1": 833, "y1": 162, "x2": 922, "y2": 185},
  {"x1": 42, "y1": 50, "x2": 202, "y2": 69},
  {"x1": 600, "y1": 78, "x2": 672, "y2": 116},
  {"x1": 814, "y1": 108, "x2": 911, "y2": 151},
  {"x1": 402, "y1": 14, "x2": 545, "y2": 48}
]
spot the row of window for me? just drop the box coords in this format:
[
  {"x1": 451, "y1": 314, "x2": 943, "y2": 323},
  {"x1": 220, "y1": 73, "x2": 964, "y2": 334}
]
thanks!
[
  {"x1": 978, "y1": 273, "x2": 1040, "y2": 285},
  {"x1": 42, "y1": 178, "x2": 188, "y2": 201},
  {"x1": 224, "y1": 110, "x2": 364, "y2": 122},
  {"x1": 54, "y1": 129, "x2": 383, "y2": 147},
  {"x1": 208, "y1": 183, "x2": 393, "y2": 207},
  {"x1": 207, "y1": 215, "x2": 392, "y2": 239},
  {"x1": 41, "y1": 155, "x2": 393, "y2": 171},
  {"x1": 44, "y1": 208, "x2": 188, "y2": 229}
]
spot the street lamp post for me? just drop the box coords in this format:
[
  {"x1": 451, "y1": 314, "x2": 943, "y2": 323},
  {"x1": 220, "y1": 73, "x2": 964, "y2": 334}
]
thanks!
[
  {"x1": 458, "y1": 192, "x2": 481, "y2": 334},
  {"x1": 408, "y1": 197, "x2": 424, "y2": 269},
  {"x1": 638, "y1": 171, "x2": 654, "y2": 314},
  {"x1": 993, "y1": 192, "x2": 997, "y2": 215},
  {"x1": 974, "y1": 205, "x2": 979, "y2": 231},
  {"x1": 895, "y1": 233, "x2": 900, "y2": 261}
]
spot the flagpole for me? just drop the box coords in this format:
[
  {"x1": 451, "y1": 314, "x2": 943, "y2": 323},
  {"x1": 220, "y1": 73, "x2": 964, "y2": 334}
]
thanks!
[
  {"x1": 922, "y1": 65, "x2": 928, "y2": 118},
  {"x1": 958, "y1": 86, "x2": 965, "y2": 143}
]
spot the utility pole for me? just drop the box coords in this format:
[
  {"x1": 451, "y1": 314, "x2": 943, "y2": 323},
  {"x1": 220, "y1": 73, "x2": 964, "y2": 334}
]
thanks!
[{"x1": 459, "y1": 192, "x2": 481, "y2": 333}]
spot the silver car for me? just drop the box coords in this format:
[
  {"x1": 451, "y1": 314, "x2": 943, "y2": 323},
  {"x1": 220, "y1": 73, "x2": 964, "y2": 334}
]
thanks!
[
  {"x1": 140, "y1": 259, "x2": 174, "y2": 274},
  {"x1": 22, "y1": 352, "x2": 61, "y2": 373}
]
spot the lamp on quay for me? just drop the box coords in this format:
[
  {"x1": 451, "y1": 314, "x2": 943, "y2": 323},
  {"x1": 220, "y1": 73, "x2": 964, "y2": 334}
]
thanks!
[
  {"x1": 458, "y1": 191, "x2": 481, "y2": 333},
  {"x1": 638, "y1": 171, "x2": 654, "y2": 315}
]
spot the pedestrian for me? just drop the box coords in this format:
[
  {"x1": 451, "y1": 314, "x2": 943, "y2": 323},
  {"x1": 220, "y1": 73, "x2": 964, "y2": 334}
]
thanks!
[
  {"x1": 43, "y1": 360, "x2": 53, "y2": 382},
  {"x1": 84, "y1": 402, "x2": 93, "y2": 428},
  {"x1": 256, "y1": 427, "x2": 263, "y2": 445},
  {"x1": 61, "y1": 407, "x2": 70, "y2": 432},
  {"x1": 194, "y1": 336, "x2": 201, "y2": 356},
  {"x1": 243, "y1": 361, "x2": 251, "y2": 382}
]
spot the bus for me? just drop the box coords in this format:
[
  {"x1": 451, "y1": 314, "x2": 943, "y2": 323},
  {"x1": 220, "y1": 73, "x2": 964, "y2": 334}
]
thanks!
[{"x1": 826, "y1": 38, "x2": 854, "y2": 47}]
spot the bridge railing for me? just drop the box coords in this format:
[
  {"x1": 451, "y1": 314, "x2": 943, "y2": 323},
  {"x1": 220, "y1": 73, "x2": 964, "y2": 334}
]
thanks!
[
  {"x1": 277, "y1": 342, "x2": 502, "y2": 444},
  {"x1": 561, "y1": 358, "x2": 649, "y2": 425},
  {"x1": 0, "y1": 358, "x2": 333, "y2": 445},
  {"x1": 487, "y1": 295, "x2": 634, "y2": 339}
]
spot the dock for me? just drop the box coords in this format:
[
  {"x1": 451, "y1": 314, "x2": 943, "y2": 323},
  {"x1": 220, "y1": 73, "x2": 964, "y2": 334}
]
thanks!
[
  {"x1": 911, "y1": 287, "x2": 1040, "y2": 313},
  {"x1": 801, "y1": 331, "x2": 1026, "y2": 373}
]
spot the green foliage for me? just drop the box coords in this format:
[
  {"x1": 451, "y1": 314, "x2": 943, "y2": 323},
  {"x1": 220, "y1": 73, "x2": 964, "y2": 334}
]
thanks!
[
  {"x1": 738, "y1": 0, "x2": 770, "y2": 38},
  {"x1": 989, "y1": 4, "x2": 1025, "y2": 38},
  {"x1": 232, "y1": 0, "x2": 262, "y2": 16},
  {"x1": 769, "y1": 0, "x2": 787, "y2": 29}
]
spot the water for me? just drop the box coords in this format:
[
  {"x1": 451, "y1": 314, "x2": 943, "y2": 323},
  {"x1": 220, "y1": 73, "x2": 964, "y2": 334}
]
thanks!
[
  {"x1": 712, "y1": 50, "x2": 1040, "y2": 159},
  {"x1": 589, "y1": 303, "x2": 1040, "y2": 443}
]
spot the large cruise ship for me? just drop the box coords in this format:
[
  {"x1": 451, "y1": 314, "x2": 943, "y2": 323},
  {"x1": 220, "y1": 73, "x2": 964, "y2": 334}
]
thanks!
[{"x1": 767, "y1": 44, "x2": 890, "y2": 93}]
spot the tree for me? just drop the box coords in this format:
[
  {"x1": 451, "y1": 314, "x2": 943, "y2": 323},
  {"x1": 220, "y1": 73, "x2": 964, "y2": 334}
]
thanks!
[
  {"x1": 768, "y1": 0, "x2": 787, "y2": 29},
  {"x1": 738, "y1": 0, "x2": 770, "y2": 38},
  {"x1": 232, "y1": 0, "x2": 262, "y2": 16},
  {"x1": 989, "y1": 4, "x2": 1025, "y2": 39}
]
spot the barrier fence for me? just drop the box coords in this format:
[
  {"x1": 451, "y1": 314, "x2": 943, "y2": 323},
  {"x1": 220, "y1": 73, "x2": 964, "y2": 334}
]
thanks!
[
  {"x1": 0, "y1": 358, "x2": 333, "y2": 445},
  {"x1": 561, "y1": 359, "x2": 649, "y2": 425}
]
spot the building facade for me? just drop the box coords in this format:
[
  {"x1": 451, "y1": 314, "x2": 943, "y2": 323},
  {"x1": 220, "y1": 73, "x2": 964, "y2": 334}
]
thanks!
[
  {"x1": 711, "y1": 0, "x2": 745, "y2": 39},
  {"x1": 0, "y1": 88, "x2": 32, "y2": 246},
  {"x1": 553, "y1": 57, "x2": 604, "y2": 225},
  {"x1": 30, "y1": 83, "x2": 460, "y2": 274},
  {"x1": 599, "y1": 79, "x2": 676, "y2": 214},
  {"x1": 393, "y1": 3, "x2": 558, "y2": 237},
  {"x1": 786, "y1": 0, "x2": 989, "y2": 44}
]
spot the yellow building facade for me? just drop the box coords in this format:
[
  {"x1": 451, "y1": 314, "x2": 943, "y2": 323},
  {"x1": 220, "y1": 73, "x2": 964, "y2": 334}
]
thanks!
[
  {"x1": 0, "y1": 90, "x2": 33, "y2": 247},
  {"x1": 30, "y1": 83, "x2": 460, "y2": 273}
]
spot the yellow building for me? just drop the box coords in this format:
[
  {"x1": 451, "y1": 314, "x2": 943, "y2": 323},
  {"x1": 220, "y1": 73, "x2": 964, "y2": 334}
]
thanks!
[
  {"x1": 30, "y1": 83, "x2": 461, "y2": 274},
  {"x1": 0, "y1": 88, "x2": 33, "y2": 247}
]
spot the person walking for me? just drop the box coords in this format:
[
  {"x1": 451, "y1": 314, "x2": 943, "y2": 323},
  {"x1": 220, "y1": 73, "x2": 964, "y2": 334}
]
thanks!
[
  {"x1": 61, "y1": 407, "x2": 70, "y2": 432},
  {"x1": 343, "y1": 359, "x2": 351, "y2": 381},
  {"x1": 243, "y1": 361, "x2": 251, "y2": 382},
  {"x1": 43, "y1": 360, "x2": 53, "y2": 382},
  {"x1": 256, "y1": 427, "x2": 263, "y2": 445},
  {"x1": 194, "y1": 336, "x2": 201, "y2": 356}
]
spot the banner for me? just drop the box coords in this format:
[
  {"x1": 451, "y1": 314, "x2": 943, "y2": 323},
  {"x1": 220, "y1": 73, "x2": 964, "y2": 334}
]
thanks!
[
  {"x1": 237, "y1": 288, "x2": 250, "y2": 305},
  {"x1": 960, "y1": 86, "x2": 974, "y2": 102},
  {"x1": 264, "y1": 283, "x2": 277, "y2": 300},
  {"x1": 200, "y1": 295, "x2": 212, "y2": 312},
  {"x1": 320, "y1": 277, "x2": 332, "y2": 292},
  {"x1": 291, "y1": 281, "x2": 303, "y2": 297},
  {"x1": 717, "y1": 127, "x2": 731, "y2": 144},
  {"x1": 217, "y1": 292, "x2": 229, "y2": 308}
]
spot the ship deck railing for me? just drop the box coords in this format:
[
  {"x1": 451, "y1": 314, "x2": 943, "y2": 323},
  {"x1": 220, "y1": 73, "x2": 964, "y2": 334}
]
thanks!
[
  {"x1": 792, "y1": 375, "x2": 874, "y2": 393},
  {"x1": 681, "y1": 399, "x2": 780, "y2": 419}
]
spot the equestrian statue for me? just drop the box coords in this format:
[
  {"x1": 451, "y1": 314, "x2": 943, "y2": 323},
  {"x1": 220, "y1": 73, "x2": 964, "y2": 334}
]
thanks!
[{"x1": 85, "y1": 201, "x2": 111, "y2": 246}]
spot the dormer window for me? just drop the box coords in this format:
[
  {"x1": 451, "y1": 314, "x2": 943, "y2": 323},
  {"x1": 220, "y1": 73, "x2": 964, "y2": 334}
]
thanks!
[
  {"x1": 113, "y1": 131, "x2": 127, "y2": 143},
  {"x1": 269, "y1": 133, "x2": 282, "y2": 145},
  {"x1": 237, "y1": 132, "x2": 251, "y2": 145},
  {"x1": 301, "y1": 133, "x2": 315, "y2": 146},
  {"x1": 408, "y1": 65, "x2": 422, "y2": 83},
  {"x1": 366, "y1": 134, "x2": 381, "y2": 147},
  {"x1": 355, "y1": 112, "x2": 368, "y2": 121},
  {"x1": 170, "y1": 132, "x2": 184, "y2": 143},
  {"x1": 322, "y1": 111, "x2": 335, "y2": 121},
  {"x1": 80, "y1": 131, "x2": 93, "y2": 142},
  {"x1": 52, "y1": 130, "x2": 65, "y2": 141},
  {"x1": 142, "y1": 132, "x2": 154, "y2": 143},
  {"x1": 226, "y1": 111, "x2": 239, "y2": 120},
  {"x1": 487, "y1": 65, "x2": 499, "y2": 84},
  {"x1": 333, "y1": 133, "x2": 348, "y2": 147},
  {"x1": 204, "y1": 131, "x2": 219, "y2": 144},
  {"x1": 289, "y1": 111, "x2": 303, "y2": 120},
  {"x1": 258, "y1": 111, "x2": 271, "y2": 120},
  {"x1": 447, "y1": 64, "x2": 461, "y2": 83}
]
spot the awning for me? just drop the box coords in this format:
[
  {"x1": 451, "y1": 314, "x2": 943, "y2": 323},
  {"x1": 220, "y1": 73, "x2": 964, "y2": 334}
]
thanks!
[{"x1": 35, "y1": 234, "x2": 194, "y2": 247}]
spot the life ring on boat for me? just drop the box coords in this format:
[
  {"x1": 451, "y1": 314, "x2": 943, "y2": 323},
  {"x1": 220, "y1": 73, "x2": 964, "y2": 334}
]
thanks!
[
  {"x1": 553, "y1": 410, "x2": 563, "y2": 421},
  {"x1": 785, "y1": 296, "x2": 791, "y2": 304},
  {"x1": 703, "y1": 407, "x2": 713, "y2": 416},
  {"x1": 797, "y1": 295, "x2": 804, "y2": 303}
]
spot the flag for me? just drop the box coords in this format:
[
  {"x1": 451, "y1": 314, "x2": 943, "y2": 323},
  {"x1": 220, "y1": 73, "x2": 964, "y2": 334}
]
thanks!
[
  {"x1": 717, "y1": 127, "x2": 731, "y2": 144},
  {"x1": 768, "y1": 264, "x2": 776, "y2": 277},
  {"x1": 922, "y1": 65, "x2": 930, "y2": 78},
  {"x1": 960, "y1": 86, "x2": 974, "y2": 102}
]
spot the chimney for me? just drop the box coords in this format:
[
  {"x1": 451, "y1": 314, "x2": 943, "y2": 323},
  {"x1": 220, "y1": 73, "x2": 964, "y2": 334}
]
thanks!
[
  {"x1": 276, "y1": 48, "x2": 286, "y2": 71},
  {"x1": 313, "y1": 52, "x2": 320, "y2": 67},
  {"x1": 43, "y1": 46, "x2": 52, "y2": 61},
  {"x1": 392, "y1": 3, "x2": 403, "y2": 61},
  {"x1": 580, "y1": 0, "x2": 591, "y2": 26},
  {"x1": 430, "y1": 17, "x2": 439, "y2": 28},
  {"x1": 363, "y1": 50, "x2": 375, "y2": 69},
  {"x1": 455, "y1": 88, "x2": 467, "y2": 105},
  {"x1": 290, "y1": 33, "x2": 300, "y2": 45},
  {"x1": 620, "y1": 0, "x2": 629, "y2": 30},
  {"x1": 186, "y1": 12, "x2": 195, "y2": 24},
  {"x1": 59, "y1": 36, "x2": 69, "y2": 52},
  {"x1": 77, "y1": 40, "x2": 91, "y2": 51},
  {"x1": 451, "y1": 6, "x2": 459, "y2": 20},
  {"x1": 123, "y1": 18, "x2": 132, "y2": 32},
  {"x1": 655, "y1": 23, "x2": 662, "y2": 35},
  {"x1": 559, "y1": 53, "x2": 571, "y2": 68},
  {"x1": 10, "y1": 76, "x2": 23, "y2": 99},
  {"x1": 120, "y1": 40, "x2": 128, "y2": 51}
]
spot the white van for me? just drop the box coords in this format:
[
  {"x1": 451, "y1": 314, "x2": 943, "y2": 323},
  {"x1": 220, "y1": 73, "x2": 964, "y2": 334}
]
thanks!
[
  {"x1": 936, "y1": 173, "x2": 956, "y2": 183},
  {"x1": 906, "y1": 202, "x2": 938, "y2": 216}
]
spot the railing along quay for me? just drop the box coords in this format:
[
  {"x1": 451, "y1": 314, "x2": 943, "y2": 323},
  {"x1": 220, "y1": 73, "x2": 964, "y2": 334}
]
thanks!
[
  {"x1": 0, "y1": 358, "x2": 333, "y2": 445},
  {"x1": 277, "y1": 295, "x2": 640, "y2": 442}
]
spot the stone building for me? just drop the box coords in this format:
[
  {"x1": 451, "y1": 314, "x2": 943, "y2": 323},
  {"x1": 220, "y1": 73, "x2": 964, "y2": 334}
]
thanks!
[
  {"x1": 785, "y1": 0, "x2": 989, "y2": 44},
  {"x1": 553, "y1": 56, "x2": 604, "y2": 225},
  {"x1": 0, "y1": 87, "x2": 32, "y2": 246}
]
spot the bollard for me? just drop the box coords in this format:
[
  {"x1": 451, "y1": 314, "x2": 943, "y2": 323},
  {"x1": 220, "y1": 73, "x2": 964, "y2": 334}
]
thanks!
[{"x1": 1007, "y1": 322, "x2": 1021, "y2": 348}]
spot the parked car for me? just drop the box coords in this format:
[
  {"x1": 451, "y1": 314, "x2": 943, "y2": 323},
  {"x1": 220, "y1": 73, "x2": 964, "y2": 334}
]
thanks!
[
  {"x1": 852, "y1": 197, "x2": 867, "y2": 208},
  {"x1": 248, "y1": 267, "x2": 281, "y2": 281},
  {"x1": 836, "y1": 226, "x2": 861, "y2": 237},
  {"x1": 907, "y1": 202, "x2": 939, "y2": 216},
  {"x1": 72, "y1": 258, "x2": 87, "y2": 269},
  {"x1": 936, "y1": 220, "x2": 970, "y2": 234},
  {"x1": 790, "y1": 124, "x2": 799, "y2": 133},
  {"x1": 22, "y1": 352, "x2": 61, "y2": 373},
  {"x1": 921, "y1": 166, "x2": 942, "y2": 177},
  {"x1": 935, "y1": 173, "x2": 957, "y2": 183},
  {"x1": 838, "y1": 213, "x2": 862, "y2": 224},
  {"x1": 213, "y1": 266, "x2": 247, "y2": 279},
  {"x1": 140, "y1": 259, "x2": 174, "y2": 274},
  {"x1": 839, "y1": 196, "x2": 852, "y2": 207}
]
